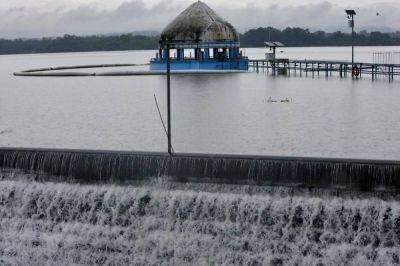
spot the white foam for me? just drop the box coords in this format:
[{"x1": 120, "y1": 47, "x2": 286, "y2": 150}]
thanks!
[{"x1": 0, "y1": 180, "x2": 399, "y2": 265}]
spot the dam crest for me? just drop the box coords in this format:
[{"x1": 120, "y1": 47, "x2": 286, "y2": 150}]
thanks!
[{"x1": 1, "y1": 148, "x2": 400, "y2": 192}]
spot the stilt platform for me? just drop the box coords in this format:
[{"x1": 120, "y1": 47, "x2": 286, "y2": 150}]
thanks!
[{"x1": 249, "y1": 59, "x2": 400, "y2": 81}]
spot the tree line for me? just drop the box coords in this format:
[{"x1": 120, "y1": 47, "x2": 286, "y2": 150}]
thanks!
[
  {"x1": 0, "y1": 34, "x2": 159, "y2": 54},
  {"x1": 0, "y1": 27, "x2": 399, "y2": 55},
  {"x1": 240, "y1": 27, "x2": 400, "y2": 47}
]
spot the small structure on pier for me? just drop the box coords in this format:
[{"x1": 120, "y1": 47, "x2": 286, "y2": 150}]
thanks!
[
  {"x1": 264, "y1": 41, "x2": 284, "y2": 61},
  {"x1": 150, "y1": 1, "x2": 248, "y2": 71},
  {"x1": 263, "y1": 41, "x2": 289, "y2": 75}
]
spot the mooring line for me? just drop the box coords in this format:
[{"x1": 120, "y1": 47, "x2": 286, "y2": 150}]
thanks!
[{"x1": 154, "y1": 94, "x2": 174, "y2": 154}]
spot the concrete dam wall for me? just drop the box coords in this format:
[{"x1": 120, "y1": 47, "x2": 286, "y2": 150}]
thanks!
[{"x1": 0, "y1": 148, "x2": 400, "y2": 191}]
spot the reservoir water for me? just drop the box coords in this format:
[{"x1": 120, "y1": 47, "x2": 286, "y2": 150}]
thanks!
[
  {"x1": 1, "y1": 47, "x2": 400, "y2": 265},
  {"x1": 1, "y1": 46, "x2": 400, "y2": 159}
]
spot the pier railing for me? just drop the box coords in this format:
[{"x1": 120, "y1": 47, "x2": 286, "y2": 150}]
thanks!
[{"x1": 249, "y1": 59, "x2": 400, "y2": 81}]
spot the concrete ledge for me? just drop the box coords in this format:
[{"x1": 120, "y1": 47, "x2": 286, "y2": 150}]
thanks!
[{"x1": 0, "y1": 147, "x2": 399, "y2": 192}]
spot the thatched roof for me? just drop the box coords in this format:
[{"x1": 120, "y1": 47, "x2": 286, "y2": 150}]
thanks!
[{"x1": 160, "y1": 1, "x2": 239, "y2": 43}]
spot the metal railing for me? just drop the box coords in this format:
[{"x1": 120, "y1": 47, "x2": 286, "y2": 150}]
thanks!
[{"x1": 373, "y1": 52, "x2": 400, "y2": 65}]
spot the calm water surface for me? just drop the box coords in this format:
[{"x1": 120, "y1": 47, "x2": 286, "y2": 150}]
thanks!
[{"x1": 1, "y1": 47, "x2": 399, "y2": 159}]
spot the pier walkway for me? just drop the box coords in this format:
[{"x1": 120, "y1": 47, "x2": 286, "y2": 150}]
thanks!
[{"x1": 249, "y1": 59, "x2": 400, "y2": 81}]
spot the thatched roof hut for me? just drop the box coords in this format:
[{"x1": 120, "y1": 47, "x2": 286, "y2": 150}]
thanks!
[
  {"x1": 151, "y1": 1, "x2": 248, "y2": 70},
  {"x1": 160, "y1": 1, "x2": 239, "y2": 48}
]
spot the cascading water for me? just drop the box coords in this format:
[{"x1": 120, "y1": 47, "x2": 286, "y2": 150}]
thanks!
[
  {"x1": 0, "y1": 178, "x2": 400, "y2": 265},
  {"x1": 1, "y1": 148, "x2": 400, "y2": 264},
  {"x1": 1, "y1": 148, "x2": 400, "y2": 191}
]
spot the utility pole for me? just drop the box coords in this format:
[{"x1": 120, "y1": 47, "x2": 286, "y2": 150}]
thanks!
[
  {"x1": 346, "y1": 10, "x2": 356, "y2": 77},
  {"x1": 166, "y1": 44, "x2": 172, "y2": 155}
]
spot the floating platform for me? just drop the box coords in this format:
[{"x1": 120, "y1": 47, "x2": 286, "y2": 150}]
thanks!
[
  {"x1": 150, "y1": 58, "x2": 249, "y2": 71},
  {"x1": 1, "y1": 147, "x2": 400, "y2": 192},
  {"x1": 13, "y1": 64, "x2": 247, "y2": 77}
]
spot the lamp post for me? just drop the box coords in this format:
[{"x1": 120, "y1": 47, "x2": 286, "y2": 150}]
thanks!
[
  {"x1": 166, "y1": 43, "x2": 172, "y2": 155},
  {"x1": 346, "y1": 9, "x2": 356, "y2": 77}
]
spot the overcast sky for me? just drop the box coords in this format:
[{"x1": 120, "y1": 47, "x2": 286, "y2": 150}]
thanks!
[{"x1": 1, "y1": 0, "x2": 399, "y2": 39}]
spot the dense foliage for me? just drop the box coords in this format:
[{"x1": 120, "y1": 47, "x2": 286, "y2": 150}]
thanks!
[
  {"x1": 240, "y1": 27, "x2": 400, "y2": 47},
  {"x1": 0, "y1": 27, "x2": 399, "y2": 54},
  {"x1": 0, "y1": 34, "x2": 159, "y2": 54}
]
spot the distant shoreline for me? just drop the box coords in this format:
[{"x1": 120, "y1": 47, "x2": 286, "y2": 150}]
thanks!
[
  {"x1": 1, "y1": 27, "x2": 399, "y2": 55},
  {"x1": 1, "y1": 45, "x2": 400, "y2": 57}
]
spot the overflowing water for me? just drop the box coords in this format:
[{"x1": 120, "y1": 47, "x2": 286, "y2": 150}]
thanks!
[
  {"x1": 0, "y1": 178, "x2": 399, "y2": 265},
  {"x1": 1, "y1": 148, "x2": 400, "y2": 191}
]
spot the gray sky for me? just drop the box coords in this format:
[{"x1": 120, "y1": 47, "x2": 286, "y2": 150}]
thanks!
[{"x1": 1, "y1": 0, "x2": 399, "y2": 38}]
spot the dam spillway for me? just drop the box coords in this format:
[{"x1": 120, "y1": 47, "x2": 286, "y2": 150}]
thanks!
[
  {"x1": 1, "y1": 178, "x2": 400, "y2": 265},
  {"x1": 1, "y1": 148, "x2": 400, "y2": 192}
]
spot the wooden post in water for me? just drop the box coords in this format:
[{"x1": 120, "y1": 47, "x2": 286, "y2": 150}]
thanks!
[
  {"x1": 325, "y1": 63, "x2": 328, "y2": 77},
  {"x1": 300, "y1": 62, "x2": 302, "y2": 77},
  {"x1": 392, "y1": 66, "x2": 395, "y2": 81},
  {"x1": 272, "y1": 61, "x2": 276, "y2": 75},
  {"x1": 305, "y1": 63, "x2": 308, "y2": 77},
  {"x1": 166, "y1": 45, "x2": 172, "y2": 155},
  {"x1": 312, "y1": 63, "x2": 315, "y2": 78},
  {"x1": 372, "y1": 65, "x2": 374, "y2": 80},
  {"x1": 373, "y1": 65, "x2": 377, "y2": 80},
  {"x1": 390, "y1": 66, "x2": 392, "y2": 81},
  {"x1": 394, "y1": 66, "x2": 396, "y2": 80}
]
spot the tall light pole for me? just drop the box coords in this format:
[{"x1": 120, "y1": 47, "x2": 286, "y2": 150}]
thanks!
[
  {"x1": 166, "y1": 44, "x2": 172, "y2": 155},
  {"x1": 346, "y1": 9, "x2": 356, "y2": 76}
]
